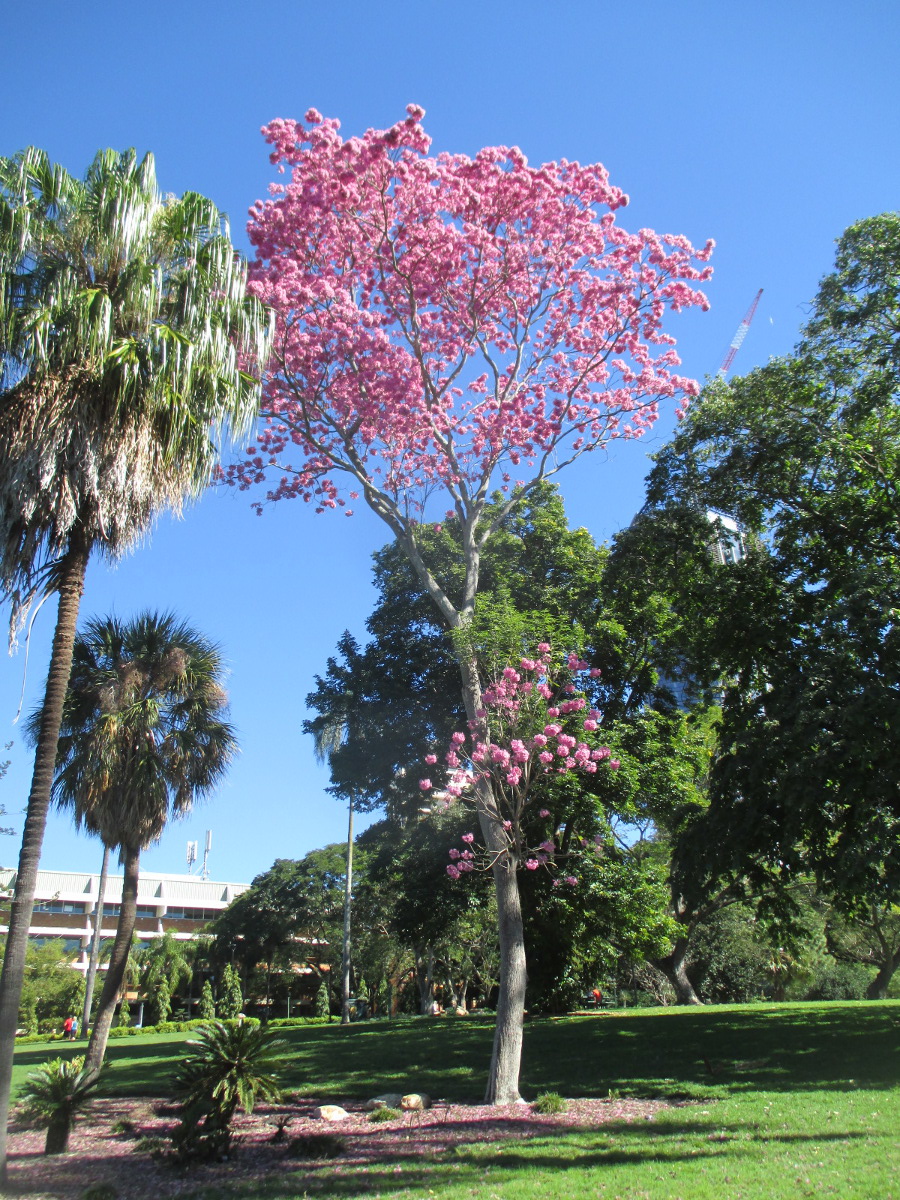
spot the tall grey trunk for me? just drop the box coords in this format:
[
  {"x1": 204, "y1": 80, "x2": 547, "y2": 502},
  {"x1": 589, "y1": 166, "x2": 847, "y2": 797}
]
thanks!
[
  {"x1": 85, "y1": 845, "x2": 141, "y2": 1075},
  {"x1": 415, "y1": 946, "x2": 434, "y2": 1014},
  {"x1": 0, "y1": 535, "x2": 89, "y2": 1187},
  {"x1": 654, "y1": 935, "x2": 703, "y2": 1006},
  {"x1": 457, "y1": 654, "x2": 528, "y2": 1104},
  {"x1": 82, "y1": 843, "x2": 111, "y2": 1031},
  {"x1": 341, "y1": 796, "x2": 354, "y2": 1025}
]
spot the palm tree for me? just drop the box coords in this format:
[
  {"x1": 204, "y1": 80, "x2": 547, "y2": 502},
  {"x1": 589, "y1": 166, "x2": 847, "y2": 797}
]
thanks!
[
  {"x1": 45, "y1": 611, "x2": 237, "y2": 1074},
  {"x1": 14, "y1": 1055, "x2": 100, "y2": 1155},
  {"x1": 0, "y1": 146, "x2": 268, "y2": 1180}
]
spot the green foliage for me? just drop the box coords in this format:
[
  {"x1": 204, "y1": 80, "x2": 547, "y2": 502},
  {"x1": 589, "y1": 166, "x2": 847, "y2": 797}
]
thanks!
[
  {"x1": 151, "y1": 976, "x2": 171, "y2": 1027},
  {"x1": 175, "y1": 1020, "x2": 285, "y2": 1124},
  {"x1": 116, "y1": 998, "x2": 130, "y2": 1028},
  {"x1": 641, "y1": 214, "x2": 900, "y2": 908},
  {"x1": 688, "y1": 906, "x2": 773, "y2": 1003},
  {"x1": 805, "y1": 960, "x2": 874, "y2": 1002},
  {"x1": 197, "y1": 980, "x2": 216, "y2": 1022},
  {"x1": 0, "y1": 146, "x2": 269, "y2": 630},
  {"x1": 80, "y1": 1185, "x2": 118, "y2": 1200},
  {"x1": 532, "y1": 1090, "x2": 568, "y2": 1114},
  {"x1": 15, "y1": 1055, "x2": 100, "y2": 1154},
  {"x1": 18, "y1": 939, "x2": 86, "y2": 1027},
  {"x1": 368, "y1": 1105, "x2": 401, "y2": 1122},
  {"x1": 217, "y1": 964, "x2": 243, "y2": 1020},
  {"x1": 314, "y1": 980, "x2": 331, "y2": 1020}
]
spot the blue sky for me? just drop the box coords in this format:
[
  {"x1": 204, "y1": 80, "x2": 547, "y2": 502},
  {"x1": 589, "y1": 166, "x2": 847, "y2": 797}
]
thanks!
[{"x1": 1, "y1": 0, "x2": 898, "y2": 884}]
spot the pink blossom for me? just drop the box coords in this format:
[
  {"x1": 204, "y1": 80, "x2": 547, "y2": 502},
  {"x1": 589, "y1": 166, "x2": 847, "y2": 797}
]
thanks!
[
  {"x1": 537, "y1": 643, "x2": 551, "y2": 654},
  {"x1": 539, "y1": 809, "x2": 550, "y2": 818},
  {"x1": 539, "y1": 840, "x2": 556, "y2": 853},
  {"x1": 539, "y1": 751, "x2": 554, "y2": 764},
  {"x1": 565, "y1": 876, "x2": 578, "y2": 886},
  {"x1": 446, "y1": 864, "x2": 461, "y2": 879},
  {"x1": 583, "y1": 719, "x2": 598, "y2": 731},
  {"x1": 609, "y1": 759, "x2": 621, "y2": 770},
  {"x1": 459, "y1": 860, "x2": 475, "y2": 872},
  {"x1": 449, "y1": 848, "x2": 461, "y2": 860},
  {"x1": 451, "y1": 731, "x2": 466, "y2": 744},
  {"x1": 525, "y1": 858, "x2": 540, "y2": 870},
  {"x1": 461, "y1": 833, "x2": 475, "y2": 844},
  {"x1": 425, "y1": 754, "x2": 438, "y2": 765},
  {"x1": 419, "y1": 779, "x2": 432, "y2": 791}
]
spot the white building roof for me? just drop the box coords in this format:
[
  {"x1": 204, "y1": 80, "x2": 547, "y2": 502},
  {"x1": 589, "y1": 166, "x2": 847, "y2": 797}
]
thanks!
[{"x1": 0, "y1": 867, "x2": 249, "y2": 909}]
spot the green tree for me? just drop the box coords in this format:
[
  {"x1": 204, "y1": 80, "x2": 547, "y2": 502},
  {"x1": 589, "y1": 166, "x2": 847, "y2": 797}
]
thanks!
[
  {"x1": 38, "y1": 611, "x2": 236, "y2": 1073},
  {"x1": 217, "y1": 964, "x2": 243, "y2": 1020},
  {"x1": 137, "y1": 930, "x2": 193, "y2": 1019},
  {"x1": 198, "y1": 979, "x2": 216, "y2": 1022},
  {"x1": 643, "y1": 213, "x2": 900, "y2": 911},
  {"x1": 0, "y1": 146, "x2": 268, "y2": 1181}
]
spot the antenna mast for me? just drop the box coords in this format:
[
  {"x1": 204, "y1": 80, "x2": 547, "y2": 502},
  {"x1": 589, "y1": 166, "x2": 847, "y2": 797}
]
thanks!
[
  {"x1": 200, "y1": 830, "x2": 212, "y2": 880},
  {"x1": 717, "y1": 289, "x2": 763, "y2": 378}
]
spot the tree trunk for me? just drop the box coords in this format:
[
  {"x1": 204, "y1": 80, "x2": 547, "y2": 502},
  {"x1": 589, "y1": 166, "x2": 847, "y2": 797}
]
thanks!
[
  {"x1": 44, "y1": 1114, "x2": 72, "y2": 1155},
  {"x1": 0, "y1": 535, "x2": 89, "y2": 1187},
  {"x1": 654, "y1": 935, "x2": 703, "y2": 1006},
  {"x1": 484, "y1": 847, "x2": 527, "y2": 1102},
  {"x1": 414, "y1": 946, "x2": 434, "y2": 1015},
  {"x1": 866, "y1": 953, "x2": 900, "y2": 1000},
  {"x1": 85, "y1": 845, "x2": 141, "y2": 1075},
  {"x1": 82, "y1": 843, "x2": 111, "y2": 1032},
  {"x1": 457, "y1": 652, "x2": 528, "y2": 1103},
  {"x1": 341, "y1": 795, "x2": 354, "y2": 1025}
]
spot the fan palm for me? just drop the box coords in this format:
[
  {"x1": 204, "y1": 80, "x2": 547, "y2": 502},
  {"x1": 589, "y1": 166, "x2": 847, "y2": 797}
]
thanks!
[
  {"x1": 0, "y1": 146, "x2": 268, "y2": 1179},
  {"x1": 43, "y1": 611, "x2": 237, "y2": 1074}
]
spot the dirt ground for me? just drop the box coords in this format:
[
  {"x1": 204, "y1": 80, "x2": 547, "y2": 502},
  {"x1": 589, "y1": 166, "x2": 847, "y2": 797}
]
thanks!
[{"x1": 7, "y1": 1093, "x2": 670, "y2": 1198}]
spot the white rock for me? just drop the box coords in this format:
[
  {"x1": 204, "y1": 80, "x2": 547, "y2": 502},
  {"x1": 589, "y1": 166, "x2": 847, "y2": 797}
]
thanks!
[
  {"x1": 366, "y1": 1093, "x2": 404, "y2": 1110},
  {"x1": 401, "y1": 1092, "x2": 431, "y2": 1111},
  {"x1": 314, "y1": 1104, "x2": 350, "y2": 1122}
]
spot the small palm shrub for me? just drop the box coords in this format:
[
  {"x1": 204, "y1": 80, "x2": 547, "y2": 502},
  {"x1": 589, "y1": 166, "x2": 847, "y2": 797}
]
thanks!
[
  {"x1": 172, "y1": 1020, "x2": 285, "y2": 1161},
  {"x1": 532, "y1": 1091, "x2": 568, "y2": 1114},
  {"x1": 15, "y1": 1055, "x2": 101, "y2": 1154}
]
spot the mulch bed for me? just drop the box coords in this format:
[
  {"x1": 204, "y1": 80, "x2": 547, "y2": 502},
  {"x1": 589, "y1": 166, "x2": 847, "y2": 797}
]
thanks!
[{"x1": 7, "y1": 1093, "x2": 671, "y2": 1198}]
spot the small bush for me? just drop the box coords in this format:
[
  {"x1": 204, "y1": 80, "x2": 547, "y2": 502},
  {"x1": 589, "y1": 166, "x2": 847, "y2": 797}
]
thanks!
[
  {"x1": 81, "y1": 1185, "x2": 118, "y2": 1200},
  {"x1": 532, "y1": 1091, "x2": 568, "y2": 1115},
  {"x1": 286, "y1": 1132, "x2": 346, "y2": 1159},
  {"x1": 111, "y1": 1118, "x2": 138, "y2": 1137},
  {"x1": 108, "y1": 1026, "x2": 140, "y2": 1039},
  {"x1": 368, "y1": 1106, "x2": 401, "y2": 1123},
  {"x1": 133, "y1": 1135, "x2": 167, "y2": 1157},
  {"x1": 268, "y1": 1016, "x2": 331, "y2": 1028}
]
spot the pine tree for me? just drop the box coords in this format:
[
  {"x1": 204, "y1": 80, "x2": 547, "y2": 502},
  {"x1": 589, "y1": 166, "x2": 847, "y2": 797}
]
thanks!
[
  {"x1": 198, "y1": 980, "x2": 216, "y2": 1022},
  {"x1": 217, "y1": 965, "x2": 243, "y2": 1020},
  {"x1": 315, "y1": 980, "x2": 331, "y2": 1021}
]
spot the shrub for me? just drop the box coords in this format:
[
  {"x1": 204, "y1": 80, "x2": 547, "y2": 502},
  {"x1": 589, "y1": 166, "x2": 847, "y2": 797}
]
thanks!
[
  {"x1": 268, "y1": 1016, "x2": 331, "y2": 1028},
  {"x1": 111, "y1": 1117, "x2": 138, "y2": 1137},
  {"x1": 286, "y1": 1132, "x2": 345, "y2": 1159},
  {"x1": 171, "y1": 1020, "x2": 285, "y2": 1161},
  {"x1": 805, "y1": 960, "x2": 873, "y2": 1001},
  {"x1": 81, "y1": 1185, "x2": 118, "y2": 1200},
  {"x1": 15, "y1": 1056, "x2": 101, "y2": 1154},
  {"x1": 368, "y1": 1106, "x2": 401, "y2": 1123},
  {"x1": 532, "y1": 1091, "x2": 568, "y2": 1115}
]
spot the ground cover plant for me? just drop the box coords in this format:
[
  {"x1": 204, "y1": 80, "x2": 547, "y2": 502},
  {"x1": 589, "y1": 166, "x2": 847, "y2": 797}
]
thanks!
[{"x1": 6, "y1": 1001, "x2": 899, "y2": 1198}]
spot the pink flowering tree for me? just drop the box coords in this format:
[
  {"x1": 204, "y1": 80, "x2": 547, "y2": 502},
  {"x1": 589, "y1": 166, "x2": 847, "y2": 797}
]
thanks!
[
  {"x1": 421, "y1": 647, "x2": 617, "y2": 887},
  {"x1": 231, "y1": 105, "x2": 712, "y2": 1102}
]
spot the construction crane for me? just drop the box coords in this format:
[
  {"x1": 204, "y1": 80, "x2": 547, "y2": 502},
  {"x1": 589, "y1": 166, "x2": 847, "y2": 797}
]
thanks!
[{"x1": 717, "y1": 288, "x2": 763, "y2": 378}]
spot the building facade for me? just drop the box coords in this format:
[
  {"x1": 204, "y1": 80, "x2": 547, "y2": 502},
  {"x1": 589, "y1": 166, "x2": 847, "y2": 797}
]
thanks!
[{"x1": 0, "y1": 866, "x2": 250, "y2": 973}]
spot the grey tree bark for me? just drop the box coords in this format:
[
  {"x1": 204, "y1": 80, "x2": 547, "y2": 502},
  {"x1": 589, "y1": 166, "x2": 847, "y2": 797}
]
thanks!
[
  {"x1": 85, "y1": 845, "x2": 141, "y2": 1075},
  {"x1": 82, "y1": 843, "x2": 111, "y2": 1033},
  {"x1": 0, "y1": 536, "x2": 89, "y2": 1187},
  {"x1": 341, "y1": 795, "x2": 354, "y2": 1025}
]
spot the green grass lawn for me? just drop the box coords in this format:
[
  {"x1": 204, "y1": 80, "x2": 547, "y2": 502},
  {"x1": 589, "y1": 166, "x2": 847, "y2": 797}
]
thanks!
[{"x1": 13, "y1": 1001, "x2": 900, "y2": 1199}]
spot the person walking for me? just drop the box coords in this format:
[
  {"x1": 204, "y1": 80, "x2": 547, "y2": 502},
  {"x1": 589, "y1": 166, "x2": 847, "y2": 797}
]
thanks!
[
  {"x1": 62, "y1": 1016, "x2": 73, "y2": 1039},
  {"x1": 69, "y1": 1015, "x2": 79, "y2": 1041}
]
